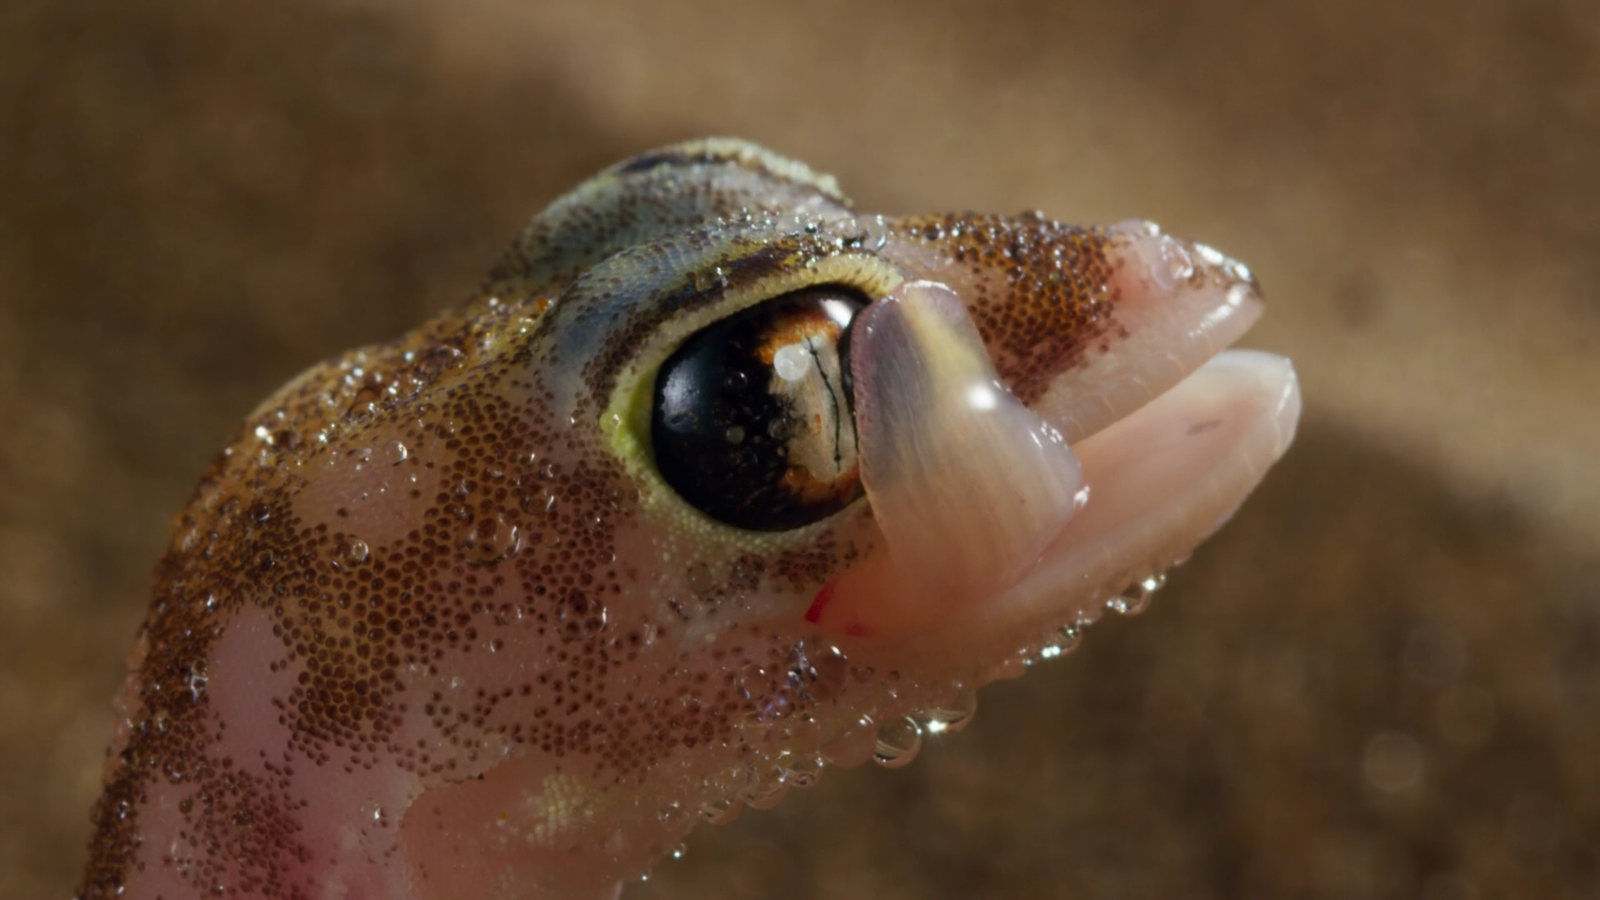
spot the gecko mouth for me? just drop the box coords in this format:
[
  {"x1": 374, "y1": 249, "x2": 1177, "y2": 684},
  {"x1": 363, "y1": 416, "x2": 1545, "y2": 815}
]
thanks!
[{"x1": 810, "y1": 221, "x2": 1301, "y2": 650}]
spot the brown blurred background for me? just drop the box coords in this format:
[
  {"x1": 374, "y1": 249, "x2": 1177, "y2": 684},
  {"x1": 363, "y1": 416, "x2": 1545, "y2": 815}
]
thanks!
[{"x1": 3, "y1": 0, "x2": 1597, "y2": 897}]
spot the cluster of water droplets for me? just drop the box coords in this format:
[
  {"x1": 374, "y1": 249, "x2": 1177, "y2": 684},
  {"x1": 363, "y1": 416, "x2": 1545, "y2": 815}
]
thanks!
[
  {"x1": 703, "y1": 570, "x2": 1170, "y2": 815},
  {"x1": 677, "y1": 569, "x2": 1174, "y2": 862},
  {"x1": 1015, "y1": 568, "x2": 1174, "y2": 669},
  {"x1": 691, "y1": 682, "x2": 982, "y2": 833}
]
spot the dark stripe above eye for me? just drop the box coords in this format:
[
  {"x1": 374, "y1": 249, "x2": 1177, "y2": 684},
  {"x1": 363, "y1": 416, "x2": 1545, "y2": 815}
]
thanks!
[{"x1": 611, "y1": 149, "x2": 725, "y2": 176}]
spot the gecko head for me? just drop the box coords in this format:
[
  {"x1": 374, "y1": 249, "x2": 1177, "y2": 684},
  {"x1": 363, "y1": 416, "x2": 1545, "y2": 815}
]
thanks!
[
  {"x1": 509, "y1": 142, "x2": 1302, "y2": 771},
  {"x1": 80, "y1": 139, "x2": 1299, "y2": 900}
]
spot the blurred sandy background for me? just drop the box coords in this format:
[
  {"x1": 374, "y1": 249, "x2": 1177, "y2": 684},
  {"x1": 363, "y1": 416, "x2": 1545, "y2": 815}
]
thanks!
[{"x1": 3, "y1": 0, "x2": 1597, "y2": 897}]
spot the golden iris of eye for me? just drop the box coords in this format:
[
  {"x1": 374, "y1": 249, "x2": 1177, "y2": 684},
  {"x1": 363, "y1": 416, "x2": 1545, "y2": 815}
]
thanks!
[{"x1": 652, "y1": 286, "x2": 868, "y2": 531}]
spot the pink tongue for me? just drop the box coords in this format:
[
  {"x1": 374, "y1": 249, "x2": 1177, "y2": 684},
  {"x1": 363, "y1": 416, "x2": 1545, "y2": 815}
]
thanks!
[{"x1": 848, "y1": 280, "x2": 1087, "y2": 611}]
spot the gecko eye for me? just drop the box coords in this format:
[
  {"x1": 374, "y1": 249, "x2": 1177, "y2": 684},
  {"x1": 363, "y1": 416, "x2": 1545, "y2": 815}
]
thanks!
[{"x1": 652, "y1": 285, "x2": 868, "y2": 531}]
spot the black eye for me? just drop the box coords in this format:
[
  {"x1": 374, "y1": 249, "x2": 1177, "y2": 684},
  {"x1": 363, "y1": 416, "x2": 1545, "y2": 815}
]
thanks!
[{"x1": 652, "y1": 286, "x2": 868, "y2": 531}]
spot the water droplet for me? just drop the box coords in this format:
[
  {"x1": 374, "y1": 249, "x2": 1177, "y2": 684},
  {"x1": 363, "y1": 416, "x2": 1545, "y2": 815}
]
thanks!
[
  {"x1": 337, "y1": 538, "x2": 370, "y2": 567},
  {"x1": 724, "y1": 425, "x2": 746, "y2": 444},
  {"x1": 383, "y1": 440, "x2": 410, "y2": 466},
  {"x1": 667, "y1": 593, "x2": 710, "y2": 621},
  {"x1": 857, "y1": 214, "x2": 890, "y2": 251},
  {"x1": 1054, "y1": 623, "x2": 1083, "y2": 654},
  {"x1": 919, "y1": 687, "x2": 978, "y2": 736},
  {"x1": 519, "y1": 487, "x2": 558, "y2": 518},
  {"x1": 456, "y1": 514, "x2": 521, "y2": 566},
  {"x1": 653, "y1": 802, "x2": 689, "y2": 831},
  {"x1": 820, "y1": 716, "x2": 878, "y2": 767},
  {"x1": 783, "y1": 755, "x2": 824, "y2": 789},
  {"x1": 610, "y1": 485, "x2": 639, "y2": 514},
  {"x1": 787, "y1": 639, "x2": 850, "y2": 702},
  {"x1": 700, "y1": 797, "x2": 743, "y2": 825},
  {"x1": 176, "y1": 523, "x2": 202, "y2": 552},
  {"x1": 1073, "y1": 602, "x2": 1104, "y2": 628},
  {"x1": 691, "y1": 266, "x2": 730, "y2": 292},
  {"x1": 685, "y1": 563, "x2": 715, "y2": 594},
  {"x1": 745, "y1": 779, "x2": 789, "y2": 810},
  {"x1": 723, "y1": 370, "x2": 748, "y2": 393},
  {"x1": 1153, "y1": 235, "x2": 1196, "y2": 290},
  {"x1": 1108, "y1": 572, "x2": 1166, "y2": 616},
  {"x1": 873, "y1": 716, "x2": 923, "y2": 768},
  {"x1": 185, "y1": 661, "x2": 209, "y2": 703}
]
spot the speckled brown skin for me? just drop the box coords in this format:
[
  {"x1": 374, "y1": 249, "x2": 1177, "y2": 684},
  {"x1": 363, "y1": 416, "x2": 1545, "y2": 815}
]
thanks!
[{"x1": 78, "y1": 139, "x2": 1128, "y2": 900}]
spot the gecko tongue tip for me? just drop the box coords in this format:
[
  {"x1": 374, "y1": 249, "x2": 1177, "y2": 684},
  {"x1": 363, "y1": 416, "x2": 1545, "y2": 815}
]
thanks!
[{"x1": 849, "y1": 281, "x2": 1085, "y2": 614}]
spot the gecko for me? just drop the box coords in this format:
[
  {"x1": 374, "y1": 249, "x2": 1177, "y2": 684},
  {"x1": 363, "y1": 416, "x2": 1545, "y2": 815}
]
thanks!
[{"x1": 77, "y1": 138, "x2": 1299, "y2": 900}]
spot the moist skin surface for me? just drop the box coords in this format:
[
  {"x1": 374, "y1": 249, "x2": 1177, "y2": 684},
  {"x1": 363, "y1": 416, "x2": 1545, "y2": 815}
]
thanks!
[{"x1": 77, "y1": 139, "x2": 1300, "y2": 900}]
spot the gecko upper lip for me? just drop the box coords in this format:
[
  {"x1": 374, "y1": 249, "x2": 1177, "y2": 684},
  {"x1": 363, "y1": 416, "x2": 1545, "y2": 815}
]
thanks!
[{"x1": 1029, "y1": 219, "x2": 1266, "y2": 446}]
